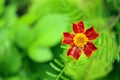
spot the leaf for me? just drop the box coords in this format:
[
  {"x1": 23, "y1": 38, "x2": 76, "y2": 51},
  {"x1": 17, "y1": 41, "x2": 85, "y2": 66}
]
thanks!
[
  {"x1": 0, "y1": 43, "x2": 22, "y2": 75},
  {"x1": 61, "y1": 53, "x2": 112, "y2": 80},
  {"x1": 76, "y1": 0, "x2": 104, "y2": 18},
  {"x1": 93, "y1": 30, "x2": 119, "y2": 62},
  {"x1": 0, "y1": 77, "x2": 3, "y2": 80},
  {"x1": 85, "y1": 59, "x2": 112, "y2": 80},
  {"x1": 6, "y1": 70, "x2": 29, "y2": 80},
  {"x1": 29, "y1": 0, "x2": 61, "y2": 17},
  {"x1": 28, "y1": 47, "x2": 53, "y2": 63},
  {"x1": 64, "y1": 54, "x2": 89, "y2": 80},
  {"x1": 7, "y1": 48, "x2": 22, "y2": 74},
  {"x1": 6, "y1": 76, "x2": 20, "y2": 80},
  {"x1": 0, "y1": 29, "x2": 22, "y2": 75},
  {"x1": 18, "y1": 14, "x2": 37, "y2": 26},
  {"x1": 0, "y1": 0, "x2": 4, "y2": 15},
  {"x1": 46, "y1": 58, "x2": 70, "y2": 80},
  {"x1": 116, "y1": 20, "x2": 120, "y2": 31},
  {"x1": 32, "y1": 14, "x2": 69, "y2": 47},
  {"x1": 18, "y1": 70, "x2": 29, "y2": 80},
  {"x1": 50, "y1": 62, "x2": 61, "y2": 72},
  {"x1": 15, "y1": 24, "x2": 34, "y2": 49}
]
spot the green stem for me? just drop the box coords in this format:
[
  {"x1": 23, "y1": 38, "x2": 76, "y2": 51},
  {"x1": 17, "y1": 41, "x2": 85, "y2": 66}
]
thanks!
[
  {"x1": 55, "y1": 59, "x2": 73, "y2": 80},
  {"x1": 109, "y1": 12, "x2": 120, "y2": 29},
  {"x1": 113, "y1": 0, "x2": 120, "y2": 12},
  {"x1": 56, "y1": 67, "x2": 66, "y2": 80}
]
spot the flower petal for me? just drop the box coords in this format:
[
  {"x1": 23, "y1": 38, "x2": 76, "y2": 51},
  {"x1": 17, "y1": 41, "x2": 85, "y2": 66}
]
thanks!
[
  {"x1": 72, "y1": 20, "x2": 84, "y2": 33},
  {"x1": 62, "y1": 32, "x2": 74, "y2": 45},
  {"x1": 87, "y1": 42, "x2": 97, "y2": 51},
  {"x1": 85, "y1": 26, "x2": 99, "y2": 40},
  {"x1": 83, "y1": 46, "x2": 92, "y2": 57},
  {"x1": 83, "y1": 42, "x2": 97, "y2": 57},
  {"x1": 67, "y1": 46, "x2": 81, "y2": 60}
]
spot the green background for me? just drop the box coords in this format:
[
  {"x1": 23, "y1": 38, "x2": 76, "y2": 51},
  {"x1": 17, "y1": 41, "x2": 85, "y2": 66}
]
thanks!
[{"x1": 0, "y1": 0, "x2": 120, "y2": 80}]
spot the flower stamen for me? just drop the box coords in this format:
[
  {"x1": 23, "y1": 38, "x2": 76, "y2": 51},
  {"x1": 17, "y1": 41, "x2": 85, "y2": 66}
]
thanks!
[{"x1": 74, "y1": 33, "x2": 88, "y2": 48}]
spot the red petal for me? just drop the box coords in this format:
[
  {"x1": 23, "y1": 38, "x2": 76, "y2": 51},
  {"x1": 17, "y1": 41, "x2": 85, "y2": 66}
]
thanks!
[
  {"x1": 62, "y1": 32, "x2": 74, "y2": 45},
  {"x1": 85, "y1": 26, "x2": 99, "y2": 40},
  {"x1": 83, "y1": 46, "x2": 92, "y2": 57},
  {"x1": 67, "y1": 46, "x2": 81, "y2": 60},
  {"x1": 83, "y1": 42, "x2": 97, "y2": 57},
  {"x1": 87, "y1": 42, "x2": 97, "y2": 51},
  {"x1": 72, "y1": 20, "x2": 84, "y2": 33}
]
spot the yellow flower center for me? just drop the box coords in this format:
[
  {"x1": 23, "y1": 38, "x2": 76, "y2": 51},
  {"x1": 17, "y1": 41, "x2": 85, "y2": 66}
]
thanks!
[{"x1": 74, "y1": 33, "x2": 88, "y2": 48}]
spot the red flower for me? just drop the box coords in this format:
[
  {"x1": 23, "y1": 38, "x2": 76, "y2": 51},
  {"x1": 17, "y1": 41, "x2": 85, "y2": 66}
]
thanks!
[{"x1": 62, "y1": 20, "x2": 99, "y2": 60}]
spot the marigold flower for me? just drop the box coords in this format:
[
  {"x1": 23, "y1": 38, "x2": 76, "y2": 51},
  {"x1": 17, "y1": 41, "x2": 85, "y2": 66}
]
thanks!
[{"x1": 62, "y1": 20, "x2": 99, "y2": 60}]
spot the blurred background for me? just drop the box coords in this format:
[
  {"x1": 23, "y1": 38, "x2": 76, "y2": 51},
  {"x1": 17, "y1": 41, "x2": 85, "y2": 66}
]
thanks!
[{"x1": 0, "y1": 0, "x2": 120, "y2": 80}]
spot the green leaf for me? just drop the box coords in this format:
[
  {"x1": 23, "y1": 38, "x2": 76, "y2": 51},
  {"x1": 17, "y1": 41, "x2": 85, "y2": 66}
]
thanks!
[
  {"x1": 15, "y1": 24, "x2": 34, "y2": 49},
  {"x1": 63, "y1": 53, "x2": 112, "y2": 80},
  {"x1": 0, "y1": 0, "x2": 4, "y2": 15},
  {"x1": 28, "y1": 47, "x2": 53, "y2": 63},
  {"x1": 29, "y1": 0, "x2": 61, "y2": 17},
  {"x1": 18, "y1": 14, "x2": 37, "y2": 26},
  {"x1": 0, "y1": 29, "x2": 22, "y2": 75},
  {"x1": 116, "y1": 20, "x2": 120, "y2": 31},
  {"x1": 85, "y1": 59, "x2": 112, "y2": 80},
  {"x1": 93, "y1": 30, "x2": 118, "y2": 62},
  {"x1": 6, "y1": 76, "x2": 20, "y2": 80},
  {"x1": 0, "y1": 44, "x2": 22, "y2": 75},
  {"x1": 32, "y1": 14, "x2": 69, "y2": 47},
  {"x1": 0, "y1": 77, "x2": 3, "y2": 80}
]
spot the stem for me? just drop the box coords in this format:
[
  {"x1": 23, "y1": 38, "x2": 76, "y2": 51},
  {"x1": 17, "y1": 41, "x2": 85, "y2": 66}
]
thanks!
[
  {"x1": 56, "y1": 67, "x2": 66, "y2": 80},
  {"x1": 97, "y1": 13, "x2": 120, "y2": 33},
  {"x1": 109, "y1": 12, "x2": 120, "y2": 29},
  {"x1": 55, "y1": 59, "x2": 73, "y2": 80},
  {"x1": 113, "y1": 0, "x2": 120, "y2": 12}
]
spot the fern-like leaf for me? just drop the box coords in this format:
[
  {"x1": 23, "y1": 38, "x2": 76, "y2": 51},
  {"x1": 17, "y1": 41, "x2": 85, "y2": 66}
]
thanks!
[
  {"x1": 59, "y1": 0, "x2": 85, "y2": 23},
  {"x1": 46, "y1": 59, "x2": 71, "y2": 80},
  {"x1": 93, "y1": 30, "x2": 120, "y2": 62}
]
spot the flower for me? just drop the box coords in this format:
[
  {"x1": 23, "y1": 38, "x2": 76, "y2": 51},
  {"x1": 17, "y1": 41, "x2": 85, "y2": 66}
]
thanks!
[{"x1": 62, "y1": 20, "x2": 99, "y2": 60}]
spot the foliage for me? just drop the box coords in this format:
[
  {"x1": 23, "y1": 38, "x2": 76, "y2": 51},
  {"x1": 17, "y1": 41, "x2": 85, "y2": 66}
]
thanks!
[{"x1": 0, "y1": 0, "x2": 120, "y2": 80}]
